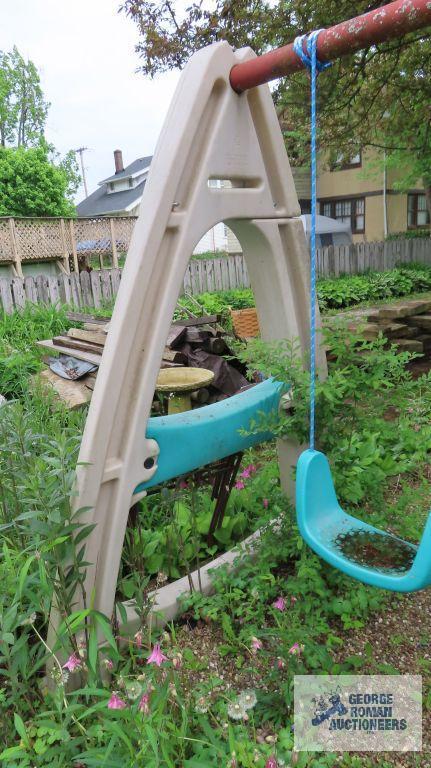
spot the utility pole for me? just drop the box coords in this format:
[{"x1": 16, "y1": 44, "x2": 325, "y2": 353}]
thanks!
[{"x1": 74, "y1": 147, "x2": 89, "y2": 198}]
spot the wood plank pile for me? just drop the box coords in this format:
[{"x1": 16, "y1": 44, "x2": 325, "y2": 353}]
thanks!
[
  {"x1": 36, "y1": 311, "x2": 248, "y2": 410},
  {"x1": 360, "y1": 298, "x2": 431, "y2": 354}
]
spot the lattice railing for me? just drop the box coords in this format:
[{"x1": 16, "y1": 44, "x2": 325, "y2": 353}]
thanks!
[
  {"x1": 0, "y1": 216, "x2": 138, "y2": 274},
  {"x1": 0, "y1": 219, "x2": 14, "y2": 262},
  {"x1": 14, "y1": 219, "x2": 65, "y2": 261}
]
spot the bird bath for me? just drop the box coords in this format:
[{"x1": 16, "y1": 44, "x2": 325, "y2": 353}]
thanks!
[{"x1": 156, "y1": 367, "x2": 214, "y2": 414}]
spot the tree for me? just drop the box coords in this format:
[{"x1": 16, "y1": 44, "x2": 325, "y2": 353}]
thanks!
[
  {"x1": 0, "y1": 144, "x2": 78, "y2": 217},
  {"x1": 0, "y1": 46, "x2": 49, "y2": 148},
  {"x1": 120, "y1": 0, "x2": 431, "y2": 214}
]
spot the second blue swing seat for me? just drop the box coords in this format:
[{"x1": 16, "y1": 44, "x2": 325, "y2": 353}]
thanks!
[{"x1": 296, "y1": 449, "x2": 431, "y2": 592}]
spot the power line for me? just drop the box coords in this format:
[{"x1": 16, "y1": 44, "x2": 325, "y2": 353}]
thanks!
[{"x1": 74, "y1": 147, "x2": 89, "y2": 198}]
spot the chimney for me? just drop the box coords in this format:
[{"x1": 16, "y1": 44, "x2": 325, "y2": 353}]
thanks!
[{"x1": 114, "y1": 149, "x2": 124, "y2": 174}]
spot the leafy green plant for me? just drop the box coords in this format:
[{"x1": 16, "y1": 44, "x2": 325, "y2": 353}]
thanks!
[
  {"x1": 1, "y1": 303, "x2": 431, "y2": 766},
  {"x1": 119, "y1": 456, "x2": 276, "y2": 591},
  {"x1": 239, "y1": 327, "x2": 431, "y2": 529},
  {"x1": 177, "y1": 263, "x2": 431, "y2": 319},
  {"x1": 0, "y1": 304, "x2": 73, "y2": 398}
]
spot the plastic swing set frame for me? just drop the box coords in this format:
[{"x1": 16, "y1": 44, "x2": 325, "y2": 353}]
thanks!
[{"x1": 54, "y1": 0, "x2": 431, "y2": 640}]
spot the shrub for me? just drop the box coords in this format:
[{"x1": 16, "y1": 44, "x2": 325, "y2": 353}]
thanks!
[{"x1": 179, "y1": 264, "x2": 431, "y2": 317}]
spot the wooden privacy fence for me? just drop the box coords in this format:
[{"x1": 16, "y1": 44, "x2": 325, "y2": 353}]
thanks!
[
  {"x1": 0, "y1": 216, "x2": 136, "y2": 275},
  {"x1": 183, "y1": 237, "x2": 431, "y2": 293},
  {"x1": 0, "y1": 237, "x2": 431, "y2": 313},
  {"x1": 183, "y1": 254, "x2": 249, "y2": 294},
  {"x1": 0, "y1": 269, "x2": 122, "y2": 314},
  {"x1": 315, "y1": 237, "x2": 431, "y2": 278}
]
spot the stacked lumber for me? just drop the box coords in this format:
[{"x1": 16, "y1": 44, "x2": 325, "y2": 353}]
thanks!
[
  {"x1": 37, "y1": 313, "x2": 222, "y2": 369},
  {"x1": 360, "y1": 298, "x2": 431, "y2": 354},
  {"x1": 36, "y1": 310, "x2": 246, "y2": 410}
]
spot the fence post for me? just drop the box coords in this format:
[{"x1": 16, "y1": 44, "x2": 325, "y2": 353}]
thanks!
[
  {"x1": 8, "y1": 218, "x2": 23, "y2": 278},
  {"x1": 110, "y1": 218, "x2": 119, "y2": 268},
  {"x1": 59, "y1": 219, "x2": 71, "y2": 274},
  {"x1": 69, "y1": 220, "x2": 79, "y2": 273}
]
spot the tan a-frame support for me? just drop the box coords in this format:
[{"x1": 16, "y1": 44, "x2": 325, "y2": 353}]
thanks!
[{"x1": 66, "y1": 41, "x2": 327, "y2": 628}]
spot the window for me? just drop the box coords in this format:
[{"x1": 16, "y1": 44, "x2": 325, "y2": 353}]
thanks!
[
  {"x1": 319, "y1": 233, "x2": 333, "y2": 247},
  {"x1": 320, "y1": 197, "x2": 365, "y2": 234},
  {"x1": 330, "y1": 150, "x2": 362, "y2": 171},
  {"x1": 408, "y1": 193, "x2": 430, "y2": 229}
]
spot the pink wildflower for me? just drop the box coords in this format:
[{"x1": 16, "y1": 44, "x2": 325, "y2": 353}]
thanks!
[
  {"x1": 147, "y1": 643, "x2": 168, "y2": 667},
  {"x1": 263, "y1": 498, "x2": 269, "y2": 509},
  {"x1": 103, "y1": 658, "x2": 114, "y2": 670},
  {"x1": 290, "y1": 596, "x2": 297, "y2": 604},
  {"x1": 234, "y1": 480, "x2": 245, "y2": 490},
  {"x1": 265, "y1": 758, "x2": 278, "y2": 768},
  {"x1": 288, "y1": 642, "x2": 302, "y2": 655},
  {"x1": 240, "y1": 464, "x2": 257, "y2": 479},
  {"x1": 273, "y1": 596, "x2": 286, "y2": 612},
  {"x1": 62, "y1": 652, "x2": 81, "y2": 673},
  {"x1": 107, "y1": 692, "x2": 127, "y2": 710},
  {"x1": 277, "y1": 657, "x2": 285, "y2": 669},
  {"x1": 251, "y1": 636, "x2": 263, "y2": 652},
  {"x1": 138, "y1": 692, "x2": 150, "y2": 714},
  {"x1": 134, "y1": 630, "x2": 143, "y2": 648}
]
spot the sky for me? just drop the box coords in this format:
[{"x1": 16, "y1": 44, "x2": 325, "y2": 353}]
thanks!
[{"x1": 3, "y1": 0, "x2": 181, "y2": 202}]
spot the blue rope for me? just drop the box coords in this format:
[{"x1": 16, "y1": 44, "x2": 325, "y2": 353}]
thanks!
[{"x1": 293, "y1": 31, "x2": 331, "y2": 451}]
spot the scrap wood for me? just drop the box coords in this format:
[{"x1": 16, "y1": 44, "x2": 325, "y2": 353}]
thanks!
[
  {"x1": 37, "y1": 340, "x2": 102, "y2": 367},
  {"x1": 184, "y1": 327, "x2": 212, "y2": 344},
  {"x1": 35, "y1": 368, "x2": 91, "y2": 410},
  {"x1": 181, "y1": 292, "x2": 225, "y2": 333},
  {"x1": 66, "y1": 311, "x2": 110, "y2": 325},
  {"x1": 83, "y1": 321, "x2": 110, "y2": 333},
  {"x1": 84, "y1": 373, "x2": 97, "y2": 392},
  {"x1": 67, "y1": 328, "x2": 106, "y2": 346},
  {"x1": 53, "y1": 335, "x2": 106, "y2": 356},
  {"x1": 172, "y1": 314, "x2": 220, "y2": 329},
  {"x1": 162, "y1": 348, "x2": 187, "y2": 364},
  {"x1": 166, "y1": 324, "x2": 187, "y2": 349}
]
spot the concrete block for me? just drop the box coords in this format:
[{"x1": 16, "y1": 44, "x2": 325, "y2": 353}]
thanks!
[
  {"x1": 393, "y1": 339, "x2": 423, "y2": 353},
  {"x1": 407, "y1": 315, "x2": 431, "y2": 331}
]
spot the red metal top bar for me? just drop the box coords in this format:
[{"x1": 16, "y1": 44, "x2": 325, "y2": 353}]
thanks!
[{"x1": 230, "y1": 0, "x2": 431, "y2": 92}]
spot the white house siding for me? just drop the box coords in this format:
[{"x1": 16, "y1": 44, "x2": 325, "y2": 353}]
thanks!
[
  {"x1": 193, "y1": 224, "x2": 242, "y2": 255},
  {"x1": 193, "y1": 222, "x2": 227, "y2": 254},
  {"x1": 225, "y1": 226, "x2": 241, "y2": 254}
]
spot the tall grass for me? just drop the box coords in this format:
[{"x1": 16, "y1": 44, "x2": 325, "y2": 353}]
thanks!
[{"x1": 0, "y1": 304, "x2": 72, "y2": 399}]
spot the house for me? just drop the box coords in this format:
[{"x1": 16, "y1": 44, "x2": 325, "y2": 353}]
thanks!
[
  {"x1": 76, "y1": 150, "x2": 151, "y2": 218},
  {"x1": 76, "y1": 151, "x2": 240, "y2": 254},
  {"x1": 316, "y1": 148, "x2": 430, "y2": 243}
]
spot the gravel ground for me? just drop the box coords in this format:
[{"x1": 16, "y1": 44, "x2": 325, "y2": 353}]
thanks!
[{"x1": 174, "y1": 586, "x2": 431, "y2": 767}]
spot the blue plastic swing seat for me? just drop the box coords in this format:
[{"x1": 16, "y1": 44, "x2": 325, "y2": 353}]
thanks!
[{"x1": 296, "y1": 449, "x2": 431, "y2": 592}]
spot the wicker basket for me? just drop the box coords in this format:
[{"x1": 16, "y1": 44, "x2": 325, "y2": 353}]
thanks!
[{"x1": 230, "y1": 308, "x2": 260, "y2": 338}]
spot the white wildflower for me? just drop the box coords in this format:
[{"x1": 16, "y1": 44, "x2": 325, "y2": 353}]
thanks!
[
  {"x1": 238, "y1": 689, "x2": 257, "y2": 710},
  {"x1": 228, "y1": 700, "x2": 247, "y2": 721}
]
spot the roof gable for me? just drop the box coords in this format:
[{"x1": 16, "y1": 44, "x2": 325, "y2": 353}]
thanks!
[
  {"x1": 100, "y1": 155, "x2": 153, "y2": 185},
  {"x1": 76, "y1": 178, "x2": 146, "y2": 217}
]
